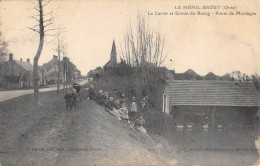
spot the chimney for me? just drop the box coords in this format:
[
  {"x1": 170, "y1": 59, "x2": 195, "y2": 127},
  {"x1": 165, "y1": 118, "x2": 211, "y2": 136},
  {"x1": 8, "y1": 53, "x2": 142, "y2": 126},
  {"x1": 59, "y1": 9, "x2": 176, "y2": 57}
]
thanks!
[
  {"x1": 9, "y1": 53, "x2": 13, "y2": 61},
  {"x1": 27, "y1": 58, "x2": 30, "y2": 63}
]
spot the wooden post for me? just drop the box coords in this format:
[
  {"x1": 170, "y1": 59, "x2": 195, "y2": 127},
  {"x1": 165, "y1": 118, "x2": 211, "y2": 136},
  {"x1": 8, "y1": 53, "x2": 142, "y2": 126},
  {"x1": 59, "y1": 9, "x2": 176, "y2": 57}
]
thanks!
[{"x1": 211, "y1": 106, "x2": 217, "y2": 128}]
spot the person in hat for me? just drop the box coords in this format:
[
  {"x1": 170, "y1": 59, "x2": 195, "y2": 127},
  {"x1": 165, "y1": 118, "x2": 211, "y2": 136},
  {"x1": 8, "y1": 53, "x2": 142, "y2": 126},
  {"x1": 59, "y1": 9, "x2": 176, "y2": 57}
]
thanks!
[
  {"x1": 64, "y1": 89, "x2": 72, "y2": 110},
  {"x1": 96, "y1": 90, "x2": 104, "y2": 105},
  {"x1": 72, "y1": 83, "x2": 81, "y2": 93},
  {"x1": 88, "y1": 84, "x2": 96, "y2": 100}
]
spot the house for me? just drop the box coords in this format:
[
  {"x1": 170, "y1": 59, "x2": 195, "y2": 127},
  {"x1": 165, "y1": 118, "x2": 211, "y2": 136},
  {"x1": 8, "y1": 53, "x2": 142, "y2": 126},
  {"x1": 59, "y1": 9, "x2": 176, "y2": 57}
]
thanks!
[
  {"x1": 163, "y1": 80, "x2": 260, "y2": 128},
  {"x1": 62, "y1": 57, "x2": 81, "y2": 83},
  {"x1": 41, "y1": 55, "x2": 63, "y2": 85},
  {"x1": 0, "y1": 53, "x2": 33, "y2": 88},
  {"x1": 41, "y1": 55, "x2": 82, "y2": 85},
  {"x1": 43, "y1": 56, "x2": 82, "y2": 84}
]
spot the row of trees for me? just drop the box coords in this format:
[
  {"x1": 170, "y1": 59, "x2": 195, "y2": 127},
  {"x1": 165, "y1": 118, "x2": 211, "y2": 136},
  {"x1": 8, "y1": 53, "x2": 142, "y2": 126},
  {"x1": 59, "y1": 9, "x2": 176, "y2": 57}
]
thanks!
[{"x1": 0, "y1": 25, "x2": 9, "y2": 63}]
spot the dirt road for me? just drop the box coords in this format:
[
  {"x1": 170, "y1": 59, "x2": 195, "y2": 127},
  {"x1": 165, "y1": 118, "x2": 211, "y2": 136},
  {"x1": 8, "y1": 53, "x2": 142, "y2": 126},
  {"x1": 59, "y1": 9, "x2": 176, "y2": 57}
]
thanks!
[
  {"x1": 0, "y1": 80, "x2": 87, "y2": 102},
  {"x1": 0, "y1": 87, "x2": 57, "y2": 102}
]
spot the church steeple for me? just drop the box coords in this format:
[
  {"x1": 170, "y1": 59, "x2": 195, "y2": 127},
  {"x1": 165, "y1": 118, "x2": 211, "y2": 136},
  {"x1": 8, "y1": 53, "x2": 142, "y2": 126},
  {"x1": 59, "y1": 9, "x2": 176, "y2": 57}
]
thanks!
[{"x1": 110, "y1": 40, "x2": 117, "y2": 66}]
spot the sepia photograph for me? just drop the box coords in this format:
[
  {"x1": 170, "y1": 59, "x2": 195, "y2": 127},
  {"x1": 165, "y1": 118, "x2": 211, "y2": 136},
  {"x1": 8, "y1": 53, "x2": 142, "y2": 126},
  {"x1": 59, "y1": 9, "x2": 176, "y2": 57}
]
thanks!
[{"x1": 0, "y1": 0, "x2": 259, "y2": 165}]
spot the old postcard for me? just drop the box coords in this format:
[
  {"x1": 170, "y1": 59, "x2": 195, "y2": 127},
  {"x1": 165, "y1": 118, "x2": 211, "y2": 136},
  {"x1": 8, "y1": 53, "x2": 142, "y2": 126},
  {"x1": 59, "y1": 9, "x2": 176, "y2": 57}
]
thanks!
[{"x1": 0, "y1": 0, "x2": 259, "y2": 165}]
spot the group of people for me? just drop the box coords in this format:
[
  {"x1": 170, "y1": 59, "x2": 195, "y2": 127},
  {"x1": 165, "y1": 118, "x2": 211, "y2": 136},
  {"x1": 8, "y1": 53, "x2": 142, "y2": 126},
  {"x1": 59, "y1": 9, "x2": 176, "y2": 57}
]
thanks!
[
  {"x1": 64, "y1": 88, "x2": 80, "y2": 110},
  {"x1": 89, "y1": 86, "x2": 148, "y2": 135}
]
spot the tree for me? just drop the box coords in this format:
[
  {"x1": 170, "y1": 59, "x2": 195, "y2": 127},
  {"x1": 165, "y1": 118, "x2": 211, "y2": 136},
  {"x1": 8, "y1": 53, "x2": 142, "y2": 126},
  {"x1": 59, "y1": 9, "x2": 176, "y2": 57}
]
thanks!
[
  {"x1": 120, "y1": 13, "x2": 167, "y2": 93},
  {"x1": 0, "y1": 28, "x2": 8, "y2": 63},
  {"x1": 53, "y1": 27, "x2": 66, "y2": 94},
  {"x1": 29, "y1": 0, "x2": 56, "y2": 104}
]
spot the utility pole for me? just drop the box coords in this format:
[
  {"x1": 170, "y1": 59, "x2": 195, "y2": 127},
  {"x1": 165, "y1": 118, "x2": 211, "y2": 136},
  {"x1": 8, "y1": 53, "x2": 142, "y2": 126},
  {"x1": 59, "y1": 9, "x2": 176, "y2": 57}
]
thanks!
[
  {"x1": 63, "y1": 57, "x2": 66, "y2": 92},
  {"x1": 20, "y1": 58, "x2": 22, "y2": 88},
  {"x1": 10, "y1": 53, "x2": 14, "y2": 89}
]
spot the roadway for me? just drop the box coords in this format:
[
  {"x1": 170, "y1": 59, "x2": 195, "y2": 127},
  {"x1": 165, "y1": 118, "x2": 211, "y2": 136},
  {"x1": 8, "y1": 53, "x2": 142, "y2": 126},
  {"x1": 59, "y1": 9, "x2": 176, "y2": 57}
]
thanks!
[{"x1": 0, "y1": 80, "x2": 87, "y2": 102}]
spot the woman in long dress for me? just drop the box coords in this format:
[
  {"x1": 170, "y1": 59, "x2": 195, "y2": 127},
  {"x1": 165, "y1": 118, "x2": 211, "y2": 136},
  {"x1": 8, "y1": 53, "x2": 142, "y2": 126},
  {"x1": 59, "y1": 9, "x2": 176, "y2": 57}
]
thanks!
[{"x1": 130, "y1": 97, "x2": 137, "y2": 119}]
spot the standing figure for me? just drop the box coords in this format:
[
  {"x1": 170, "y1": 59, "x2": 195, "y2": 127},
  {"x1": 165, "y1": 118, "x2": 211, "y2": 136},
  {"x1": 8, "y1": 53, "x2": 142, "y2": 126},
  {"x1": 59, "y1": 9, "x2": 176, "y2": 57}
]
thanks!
[
  {"x1": 64, "y1": 89, "x2": 72, "y2": 110},
  {"x1": 141, "y1": 97, "x2": 147, "y2": 110},
  {"x1": 71, "y1": 88, "x2": 79, "y2": 109},
  {"x1": 88, "y1": 84, "x2": 96, "y2": 100},
  {"x1": 130, "y1": 96, "x2": 138, "y2": 119}
]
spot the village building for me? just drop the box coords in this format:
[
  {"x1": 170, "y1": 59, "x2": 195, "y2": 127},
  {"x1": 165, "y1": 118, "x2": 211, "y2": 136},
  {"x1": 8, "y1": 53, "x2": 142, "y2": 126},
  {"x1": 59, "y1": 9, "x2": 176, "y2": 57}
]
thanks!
[
  {"x1": 0, "y1": 53, "x2": 33, "y2": 88},
  {"x1": 163, "y1": 80, "x2": 260, "y2": 128},
  {"x1": 41, "y1": 55, "x2": 81, "y2": 85},
  {"x1": 41, "y1": 55, "x2": 63, "y2": 85}
]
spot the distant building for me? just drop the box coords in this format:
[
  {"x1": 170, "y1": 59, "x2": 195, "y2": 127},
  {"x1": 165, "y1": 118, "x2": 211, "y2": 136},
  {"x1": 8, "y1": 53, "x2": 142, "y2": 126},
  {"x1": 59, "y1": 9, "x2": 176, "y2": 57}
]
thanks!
[
  {"x1": 163, "y1": 80, "x2": 260, "y2": 128},
  {"x1": 174, "y1": 69, "x2": 204, "y2": 80},
  {"x1": 87, "y1": 67, "x2": 103, "y2": 81},
  {"x1": 41, "y1": 55, "x2": 63, "y2": 85},
  {"x1": 104, "y1": 40, "x2": 117, "y2": 72},
  {"x1": 0, "y1": 53, "x2": 33, "y2": 88},
  {"x1": 41, "y1": 55, "x2": 81, "y2": 85}
]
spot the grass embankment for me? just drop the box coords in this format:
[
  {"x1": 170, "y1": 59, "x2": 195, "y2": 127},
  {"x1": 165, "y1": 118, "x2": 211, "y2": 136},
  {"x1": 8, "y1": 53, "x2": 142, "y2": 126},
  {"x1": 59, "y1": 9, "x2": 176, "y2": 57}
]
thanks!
[{"x1": 0, "y1": 89, "x2": 179, "y2": 165}]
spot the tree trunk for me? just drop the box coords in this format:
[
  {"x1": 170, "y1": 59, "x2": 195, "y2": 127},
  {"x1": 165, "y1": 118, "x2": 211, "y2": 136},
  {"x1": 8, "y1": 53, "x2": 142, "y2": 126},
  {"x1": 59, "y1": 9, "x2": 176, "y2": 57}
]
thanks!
[
  {"x1": 57, "y1": 48, "x2": 60, "y2": 94},
  {"x1": 33, "y1": 0, "x2": 44, "y2": 104}
]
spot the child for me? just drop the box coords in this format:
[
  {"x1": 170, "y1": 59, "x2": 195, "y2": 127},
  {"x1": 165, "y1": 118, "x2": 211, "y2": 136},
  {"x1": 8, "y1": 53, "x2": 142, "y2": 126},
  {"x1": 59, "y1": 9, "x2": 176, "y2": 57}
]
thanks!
[
  {"x1": 119, "y1": 103, "x2": 130, "y2": 123},
  {"x1": 120, "y1": 93, "x2": 127, "y2": 105},
  {"x1": 71, "y1": 88, "x2": 79, "y2": 109},
  {"x1": 135, "y1": 114, "x2": 147, "y2": 135},
  {"x1": 141, "y1": 97, "x2": 147, "y2": 110},
  {"x1": 96, "y1": 90, "x2": 104, "y2": 105},
  {"x1": 64, "y1": 89, "x2": 72, "y2": 110}
]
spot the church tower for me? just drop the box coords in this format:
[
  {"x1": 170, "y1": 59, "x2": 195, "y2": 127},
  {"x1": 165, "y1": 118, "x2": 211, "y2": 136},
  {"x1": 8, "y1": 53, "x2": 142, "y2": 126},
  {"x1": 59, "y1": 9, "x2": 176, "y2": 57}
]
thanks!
[{"x1": 110, "y1": 40, "x2": 117, "y2": 67}]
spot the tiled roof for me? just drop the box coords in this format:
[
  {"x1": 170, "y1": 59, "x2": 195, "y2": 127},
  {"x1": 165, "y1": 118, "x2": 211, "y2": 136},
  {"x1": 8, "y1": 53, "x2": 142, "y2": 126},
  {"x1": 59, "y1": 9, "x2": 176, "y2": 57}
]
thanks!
[
  {"x1": 165, "y1": 80, "x2": 260, "y2": 107},
  {"x1": 14, "y1": 60, "x2": 33, "y2": 72},
  {"x1": 42, "y1": 58, "x2": 57, "y2": 72}
]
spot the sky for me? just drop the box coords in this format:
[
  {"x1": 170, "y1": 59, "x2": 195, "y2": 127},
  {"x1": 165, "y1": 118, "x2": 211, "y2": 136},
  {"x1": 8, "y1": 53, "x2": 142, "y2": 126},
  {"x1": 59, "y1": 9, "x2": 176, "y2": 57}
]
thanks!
[{"x1": 0, "y1": 0, "x2": 259, "y2": 76}]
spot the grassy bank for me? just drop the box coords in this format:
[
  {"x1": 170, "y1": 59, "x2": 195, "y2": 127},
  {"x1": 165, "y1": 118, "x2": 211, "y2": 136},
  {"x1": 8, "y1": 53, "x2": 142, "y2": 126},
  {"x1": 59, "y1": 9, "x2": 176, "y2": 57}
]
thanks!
[{"x1": 0, "y1": 89, "x2": 180, "y2": 165}]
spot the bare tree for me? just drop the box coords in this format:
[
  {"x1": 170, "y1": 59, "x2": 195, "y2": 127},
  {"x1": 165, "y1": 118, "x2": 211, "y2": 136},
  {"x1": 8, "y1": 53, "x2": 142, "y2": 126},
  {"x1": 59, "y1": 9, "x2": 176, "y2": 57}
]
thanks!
[
  {"x1": 53, "y1": 28, "x2": 66, "y2": 94},
  {"x1": 29, "y1": 0, "x2": 57, "y2": 103},
  {"x1": 62, "y1": 43, "x2": 68, "y2": 92},
  {"x1": 0, "y1": 28, "x2": 8, "y2": 63},
  {"x1": 120, "y1": 13, "x2": 167, "y2": 93}
]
